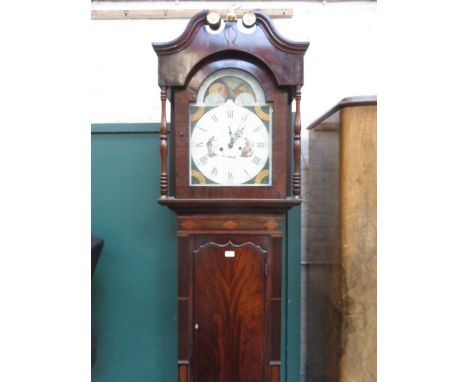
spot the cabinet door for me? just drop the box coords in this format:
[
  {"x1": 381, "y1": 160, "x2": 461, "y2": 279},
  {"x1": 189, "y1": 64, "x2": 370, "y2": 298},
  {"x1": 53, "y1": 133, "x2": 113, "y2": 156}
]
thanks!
[{"x1": 193, "y1": 241, "x2": 266, "y2": 382}]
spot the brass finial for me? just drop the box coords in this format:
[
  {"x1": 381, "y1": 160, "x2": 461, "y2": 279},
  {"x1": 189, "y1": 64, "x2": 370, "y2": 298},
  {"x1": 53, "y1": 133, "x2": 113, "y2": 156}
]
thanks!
[{"x1": 226, "y1": 10, "x2": 237, "y2": 20}]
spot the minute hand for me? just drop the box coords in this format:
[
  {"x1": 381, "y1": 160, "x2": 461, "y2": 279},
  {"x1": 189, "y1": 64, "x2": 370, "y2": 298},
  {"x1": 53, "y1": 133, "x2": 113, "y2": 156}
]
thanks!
[{"x1": 228, "y1": 125, "x2": 235, "y2": 149}]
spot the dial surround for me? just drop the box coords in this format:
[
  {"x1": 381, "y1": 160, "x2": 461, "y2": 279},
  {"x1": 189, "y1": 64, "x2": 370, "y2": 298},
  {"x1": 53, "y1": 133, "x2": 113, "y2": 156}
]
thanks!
[{"x1": 190, "y1": 101, "x2": 271, "y2": 186}]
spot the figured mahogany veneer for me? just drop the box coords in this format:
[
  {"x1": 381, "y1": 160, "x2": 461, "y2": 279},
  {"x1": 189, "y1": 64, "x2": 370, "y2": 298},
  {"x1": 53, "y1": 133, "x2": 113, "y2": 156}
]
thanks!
[
  {"x1": 153, "y1": 11, "x2": 308, "y2": 382},
  {"x1": 153, "y1": 11, "x2": 308, "y2": 88},
  {"x1": 176, "y1": 214, "x2": 283, "y2": 382},
  {"x1": 194, "y1": 241, "x2": 266, "y2": 381}
]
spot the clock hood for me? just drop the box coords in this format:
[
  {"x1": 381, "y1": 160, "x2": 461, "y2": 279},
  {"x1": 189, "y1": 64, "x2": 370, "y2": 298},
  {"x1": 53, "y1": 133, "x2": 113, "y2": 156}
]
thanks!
[{"x1": 153, "y1": 11, "x2": 309, "y2": 89}]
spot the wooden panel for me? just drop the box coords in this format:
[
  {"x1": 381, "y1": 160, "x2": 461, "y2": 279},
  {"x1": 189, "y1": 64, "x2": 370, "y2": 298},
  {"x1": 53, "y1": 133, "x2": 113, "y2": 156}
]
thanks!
[
  {"x1": 307, "y1": 96, "x2": 377, "y2": 131},
  {"x1": 91, "y1": 8, "x2": 294, "y2": 20},
  {"x1": 153, "y1": 12, "x2": 309, "y2": 87},
  {"x1": 339, "y1": 105, "x2": 377, "y2": 382},
  {"x1": 270, "y1": 299, "x2": 282, "y2": 361},
  {"x1": 271, "y1": 236, "x2": 282, "y2": 298},
  {"x1": 304, "y1": 116, "x2": 341, "y2": 381},
  {"x1": 193, "y1": 241, "x2": 266, "y2": 381},
  {"x1": 178, "y1": 364, "x2": 188, "y2": 382},
  {"x1": 178, "y1": 235, "x2": 189, "y2": 297},
  {"x1": 178, "y1": 299, "x2": 189, "y2": 359},
  {"x1": 271, "y1": 364, "x2": 280, "y2": 382},
  {"x1": 178, "y1": 234, "x2": 191, "y2": 362},
  {"x1": 305, "y1": 98, "x2": 376, "y2": 381},
  {"x1": 179, "y1": 214, "x2": 282, "y2": 233},
  {"x1": 176, "y1": 217, "x2": 283, "y2": 381}
]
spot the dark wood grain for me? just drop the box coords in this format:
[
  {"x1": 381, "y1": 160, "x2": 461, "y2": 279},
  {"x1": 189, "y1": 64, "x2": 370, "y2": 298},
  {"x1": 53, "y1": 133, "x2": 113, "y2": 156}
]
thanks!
[
  {"x1": 159, "y1": 86, "x2": 168, "y2": 198},
  {"x1": 271, "y1": 364, "x2": 280, "y2": 382},
  {"x1": 160, "y1": 198, "x2": 301, "y2": 213},
  {"x1": 293, "y1": 86, "x2": 302, "y2": 198},
  {"x1": 179, "y1": 215, "x2": 282, "y2": 232},
  {"x1": 193, "y1": 240, "x2": 266, "y2": 381},
  {"x1": 153, "y1": 11, "x2": 307, "y2": 381},
  {"x1": 153, "y1": 11, "x2": 309, "y2": 87},
  {"x1": 178, "y1": 364, "x2": 188, "y2": 382},
  {"x1": 176, "y1": 217, "x2": 283, "y2": 382}
]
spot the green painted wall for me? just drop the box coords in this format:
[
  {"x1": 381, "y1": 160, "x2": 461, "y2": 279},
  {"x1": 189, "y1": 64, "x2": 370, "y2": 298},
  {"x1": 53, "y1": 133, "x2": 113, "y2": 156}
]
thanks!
[{"x1": 91, "y1": 123, "x2": 301, "y2": 381}]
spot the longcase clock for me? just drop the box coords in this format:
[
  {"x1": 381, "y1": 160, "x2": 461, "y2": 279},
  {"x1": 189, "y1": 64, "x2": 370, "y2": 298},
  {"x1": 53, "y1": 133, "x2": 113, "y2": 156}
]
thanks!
[{"x1": 153, "y1": 10, "x2": 308, "y2": 382}]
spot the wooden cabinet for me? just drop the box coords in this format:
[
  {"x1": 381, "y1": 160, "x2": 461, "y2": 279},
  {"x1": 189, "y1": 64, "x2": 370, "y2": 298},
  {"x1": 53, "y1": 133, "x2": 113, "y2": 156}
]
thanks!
[{"x1": 305, "y1": 96, "x2": 377, "y2": 382}]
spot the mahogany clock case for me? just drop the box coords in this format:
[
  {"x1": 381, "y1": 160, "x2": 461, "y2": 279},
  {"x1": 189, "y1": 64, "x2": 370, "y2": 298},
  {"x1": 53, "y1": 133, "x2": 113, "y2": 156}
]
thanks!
[
  {"x1": 153, "y1": 11, "x2": 309, "y2": 205},
  {"x1": 153, "y1": 11, "x2": 308, "y2": 382}
]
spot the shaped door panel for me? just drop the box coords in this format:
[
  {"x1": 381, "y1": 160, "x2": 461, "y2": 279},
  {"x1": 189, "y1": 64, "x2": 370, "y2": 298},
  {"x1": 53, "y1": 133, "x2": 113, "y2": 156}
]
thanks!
[{"x1": 193, "y1": 241, "x2": 266, "y2": 382}]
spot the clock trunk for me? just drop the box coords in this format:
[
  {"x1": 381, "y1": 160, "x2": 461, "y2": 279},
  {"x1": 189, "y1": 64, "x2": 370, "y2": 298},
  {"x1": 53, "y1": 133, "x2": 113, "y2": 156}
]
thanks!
[{"x1": 177, "y1": 215, "x2": 283, "y2": 382}]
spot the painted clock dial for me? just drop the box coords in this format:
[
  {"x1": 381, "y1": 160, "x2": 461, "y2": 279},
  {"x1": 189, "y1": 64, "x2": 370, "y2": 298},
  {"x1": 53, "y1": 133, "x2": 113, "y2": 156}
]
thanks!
[
  {"x1": 189, "y1": 69, "x2": 272, "y2": 186},
  {"x1": 190, "y1": 101, "x2": 271, "y2": 186}
]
